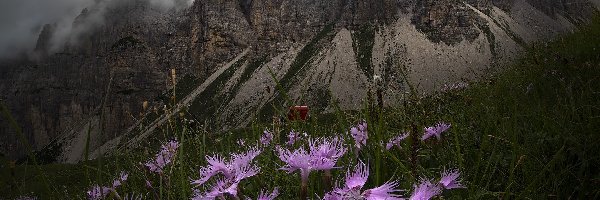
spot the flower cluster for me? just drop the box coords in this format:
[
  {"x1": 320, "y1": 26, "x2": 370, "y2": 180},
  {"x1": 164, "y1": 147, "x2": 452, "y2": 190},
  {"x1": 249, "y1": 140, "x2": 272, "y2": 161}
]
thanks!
[
  {"x1": 145, "y1": 140, "x2": 179, "y2": 173},
  {"x1": 191, "y1": 148, "x2": 262, "y2": 199},
  {"x1": 349, "y1": 121, "x2": 368, "y2": 150},
  {"x1": 87, "y1": 172, "x2": 128, "y2": 200},
  {"x1": 73, "y1": 116, "x2": 462, "y2": 200}
]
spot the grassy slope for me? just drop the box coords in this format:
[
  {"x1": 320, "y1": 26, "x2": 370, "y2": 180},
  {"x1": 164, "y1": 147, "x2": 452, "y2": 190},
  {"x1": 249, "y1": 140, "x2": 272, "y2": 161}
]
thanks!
[{"x1": 2, "y1": 16, "x2": 600, "y2": 199}]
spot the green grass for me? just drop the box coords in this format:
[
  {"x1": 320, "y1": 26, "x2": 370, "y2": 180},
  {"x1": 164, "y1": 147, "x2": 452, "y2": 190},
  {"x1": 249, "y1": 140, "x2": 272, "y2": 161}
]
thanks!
[{"x1": 2, "y1": 15, "x2": 600, "y2": 200}]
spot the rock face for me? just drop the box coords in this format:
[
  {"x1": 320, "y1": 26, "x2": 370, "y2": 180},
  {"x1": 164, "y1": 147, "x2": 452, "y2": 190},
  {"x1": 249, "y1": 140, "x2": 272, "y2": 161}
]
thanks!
[{"x1": 0, "y1": 0, "x2": 597, "y2": 162}]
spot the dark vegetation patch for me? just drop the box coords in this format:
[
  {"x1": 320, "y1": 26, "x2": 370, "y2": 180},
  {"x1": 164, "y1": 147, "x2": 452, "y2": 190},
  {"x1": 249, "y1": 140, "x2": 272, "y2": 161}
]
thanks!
[
  {"x1": 257, "y1": 23, "x2": 336, "y2": 121},
  {"x1": 187, "y1": 56, "x2": 248, "y2": 129},
  {"x1": 411, "y1": 0, "x2": 480, "y2": 45},
  {"x1": 351, "y1": 24, "x2": 376, "y2": 79},
  {"x1": 476, "y1": 22, "x2": 498, "y2": 62},
  {"x1": 111, "y1": 36, "x2": 143, "y2": 51},
  {"x1": 16, "y1": 140, "x2": 62, "y2": 165},
  {"x1": 221, "y1": 56, "x2": 267, "y2": 122},
  {"x1": 158, "y1": 74, "x2": 201, "y2": 104}
]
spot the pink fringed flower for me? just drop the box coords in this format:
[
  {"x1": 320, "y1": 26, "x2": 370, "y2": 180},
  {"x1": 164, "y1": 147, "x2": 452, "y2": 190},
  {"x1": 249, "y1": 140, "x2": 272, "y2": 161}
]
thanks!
[
  {"x1": 409, "y1": 179, "x2": 441, "y2": 200},
  {"x1": 192, "y1": 148, "x2": 261, "y2": 186},
  {"x1": 192, "y1": 179, "x2": 239, "y2": 200},
  {"x1": 422, "y1": 122, "x2": 451, "y2": 141},
  {"x1": 277, "y1": 147, "x2": 324, "y2": 182},
  {"x1": 87, "y1": 185, "x2": 111, "y2": 200},
  {"x1": 324, "y1": 161, "x2": 403, "y2": 200},
  {"x1": 145, "y1": 140, "x2": 179, "y2": 173},
  {"x1": 191, "y1": 148, "x2": 261, "y2": 199},
  {"x1": 386, "y1": 132, "x2": 410, "y2": 150},
  {"x1": 257, "y1": 188, "x2": 279, "y2": 200},
  {"x1": 439, "y1": 169, "x2": 465, "y2": 189},
  {"x1": 86, "y1": 171, "x2": 128, "y2": 200},
  {"x1": 309, "y1": 137, "x2": 347, "y2": 160},
  {"x1": 277, "y1": 137, "x2": 345, "y2": 181},
  {"x1": 112, "y1": 171, "x2": 129, "y2": 188}
]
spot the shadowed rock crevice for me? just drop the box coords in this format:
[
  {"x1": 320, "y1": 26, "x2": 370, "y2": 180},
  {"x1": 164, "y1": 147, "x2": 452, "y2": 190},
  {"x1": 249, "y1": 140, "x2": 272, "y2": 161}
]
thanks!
[
  {"x1": 239, "y1": 0, "x2": 253, "y2": 25},
  {"x1": 411, "y1": 0, "x2": 481, "y2": 45}
]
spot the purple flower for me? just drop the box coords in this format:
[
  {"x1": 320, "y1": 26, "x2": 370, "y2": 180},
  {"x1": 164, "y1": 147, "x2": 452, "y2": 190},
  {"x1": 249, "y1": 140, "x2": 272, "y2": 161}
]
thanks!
[
  {"x1": 145, "y1": 140, "x2": 179, "y2": 173},
  {"x1": 422, "y1": 122, "x2": 451, "y2": 141},
  {"x1": 192, "y1": 179, "x2": 240, "y2": 200},
  {"x1": 362, "y1": 182, "x2": 404, "y2": 200},
  {"x1": 87, "y1": 185, "x2": 112, "y2": 200},
  {"x1": 257, "y1": 188, "x2": 279, "y2": 200},
  {"x1": 191, "y1": 148, "x2": 261, "y2": 199},
  {"x1": 261, "y1": 129, "x2": 273, "y2": 145},
  {"x1": 344, "y1": 160, "x2": 369, "y2": 190},
  {"x1": 287, "y1": 130, "x2": 301, "y2": 146},
  {"x1": 324, "y1": 161, "x2": 403, "y2": 200},
  {"x1": 309, "y1": 137, "x2": 347, "y2": 160},
  {"x1": 112, "y1": 171, "x2": 129, "y2": 188},
  {"x1": 192, "y1": 148, "x2": 261, "y2": 186},
  {"x1": 439, "y1": 169, "x2": 464, "y2": 189},
  {"x1": 276, "y1": 138, "x2": 345, "y2": 183},
  {"x1": 350, "y1": 121, "x2": 368, "y2": 149},
  {"x1": 409, "y1": 179, "x2": 441, "y2": 200},
  {"x1": 323, "y1": 192, "x2": 343, "y2": 200},
  {"x1": 386, "y1": 132, "x2": 410, "y2": 150},
  {"x1": 87, "y1": 171, "x2": 128, "y2": 200},
  {"x1": 276, "y1": 147, "x2": 318, "y2": 181}
]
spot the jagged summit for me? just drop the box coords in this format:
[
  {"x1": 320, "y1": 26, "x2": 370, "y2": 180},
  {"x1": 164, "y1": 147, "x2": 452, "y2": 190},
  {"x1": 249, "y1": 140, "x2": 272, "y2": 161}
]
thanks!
[{"x1": 0, "y1": 0, "x2": 598, "y2": 162}]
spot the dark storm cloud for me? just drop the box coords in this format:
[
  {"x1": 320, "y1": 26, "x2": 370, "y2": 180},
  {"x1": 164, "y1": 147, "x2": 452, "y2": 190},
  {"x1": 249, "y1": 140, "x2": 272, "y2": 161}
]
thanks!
[{"x1": 0, "y1": 0, "x2": 194, "y2": 60}]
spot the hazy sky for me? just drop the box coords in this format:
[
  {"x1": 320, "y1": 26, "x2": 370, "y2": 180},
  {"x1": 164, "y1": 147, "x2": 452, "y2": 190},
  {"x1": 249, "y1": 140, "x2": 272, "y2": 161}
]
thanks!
[{"x1": 0, "y1": 0, "x2": 194, "y2": 59}]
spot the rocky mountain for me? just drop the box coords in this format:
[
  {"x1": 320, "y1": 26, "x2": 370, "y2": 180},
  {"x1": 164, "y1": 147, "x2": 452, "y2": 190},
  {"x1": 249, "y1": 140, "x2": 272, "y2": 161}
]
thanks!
[{"x1": 0, "y1": 0, "x2": 598, "y2": 163}]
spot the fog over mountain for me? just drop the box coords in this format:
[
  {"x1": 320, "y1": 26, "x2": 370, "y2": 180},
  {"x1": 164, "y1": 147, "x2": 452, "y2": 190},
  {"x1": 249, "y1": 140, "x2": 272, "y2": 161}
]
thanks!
[{"x1": 0, "y1": 0, "x2": 194, "y2": 59}]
